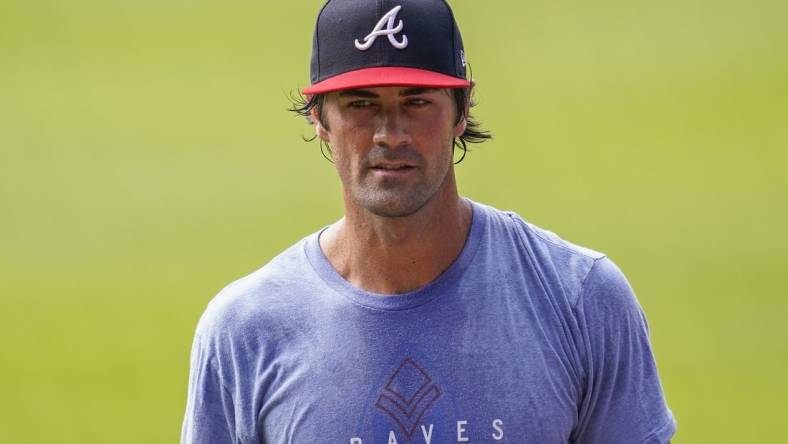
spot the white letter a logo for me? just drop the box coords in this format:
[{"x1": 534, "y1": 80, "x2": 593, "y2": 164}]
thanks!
[{"x1": 355, "y1": 5, "x2": 408, "y2": 50}]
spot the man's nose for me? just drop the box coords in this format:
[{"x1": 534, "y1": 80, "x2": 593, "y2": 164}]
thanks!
[{"x1": 372, "y1": 107, "x2": 412, "y2": 148}]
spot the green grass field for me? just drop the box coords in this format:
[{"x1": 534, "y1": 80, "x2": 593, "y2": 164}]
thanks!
[{"x1": 1, "y1": 1, "x2": 786, "y2": 442}]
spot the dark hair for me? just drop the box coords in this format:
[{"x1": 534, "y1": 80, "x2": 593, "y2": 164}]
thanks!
[{"x1": 288, "y1": 87, "x2": 491, "y2": 164}]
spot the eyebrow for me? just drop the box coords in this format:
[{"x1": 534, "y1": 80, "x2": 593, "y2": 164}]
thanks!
[
  {"x1": 400, "y1": 87, "x2": 438, "y2": 96},
  {"x1": 338, "y1": 87, "x2": 439, "y2": 98}
]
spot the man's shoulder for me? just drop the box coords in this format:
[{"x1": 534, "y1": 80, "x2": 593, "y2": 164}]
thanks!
[
  {"x1": 476, "y1": 200, "x2": 605, "y2": 260},
  {"x1": 194, "y1": 235, "x2": 318, "y2": 339},
  {"x1": 474, "y1": 201, "x2": 610, "y2": 304}
]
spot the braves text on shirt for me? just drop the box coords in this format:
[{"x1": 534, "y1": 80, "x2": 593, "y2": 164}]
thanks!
[{"x1": 350, "y1": 418, "x2": 504, "y2": 444}]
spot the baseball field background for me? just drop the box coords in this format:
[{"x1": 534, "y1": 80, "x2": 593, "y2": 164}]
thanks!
[{"x1": 1, "y1": 1, "x2": 786, "y2": 442}]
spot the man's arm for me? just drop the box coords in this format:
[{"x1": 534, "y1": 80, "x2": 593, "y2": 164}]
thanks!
[
  {"x1": 181, "y1": 330, "x2": 238, "y2": 444},
  {"x1": 572, "y1": 257, "x2": 677, "y2": 444}
]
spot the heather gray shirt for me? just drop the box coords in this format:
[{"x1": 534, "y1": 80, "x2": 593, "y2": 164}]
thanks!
[{"x1": 181, "y1": 200, "x2": 676, "y2": 443}]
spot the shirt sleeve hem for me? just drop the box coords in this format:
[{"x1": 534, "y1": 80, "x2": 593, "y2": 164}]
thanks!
[{"x1": 636, "y1": 415, "x2": 678, "y2": 444}]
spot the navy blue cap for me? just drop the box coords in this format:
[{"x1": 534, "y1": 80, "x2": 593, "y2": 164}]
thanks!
[{"x1": 304, "y1": 0, "x2": 470, "y2": 94}]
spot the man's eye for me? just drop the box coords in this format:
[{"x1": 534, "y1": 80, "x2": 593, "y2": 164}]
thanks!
[
  {"x1": 407, "y1": 98, "x2": 429, "y2": 107},
  {"x1": 348, "y1": 100, "x2": 372, "y2": 108}
]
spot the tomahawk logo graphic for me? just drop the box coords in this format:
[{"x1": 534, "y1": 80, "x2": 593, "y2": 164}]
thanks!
[
  {"x1": 355, "y1": 5, "x2": 409, "y2": 50},
  {"x1": 375, "y1": 358, "x2": 442, "y2": 440}
]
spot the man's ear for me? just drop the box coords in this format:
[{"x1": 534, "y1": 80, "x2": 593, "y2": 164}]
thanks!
[
  {"x1": 310, "y1": 108, "x2": 329, "y2": 141},
  {"x1": 454, "y1": 109, "x2": 468, "y2": 138},
  {"x1": 453, "y1": 86, "x2": 472, "y2": 138}
]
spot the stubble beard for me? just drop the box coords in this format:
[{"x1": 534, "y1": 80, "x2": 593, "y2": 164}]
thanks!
[{"x1": 350, "y1": 157, "x2": 454, "y2": 219}]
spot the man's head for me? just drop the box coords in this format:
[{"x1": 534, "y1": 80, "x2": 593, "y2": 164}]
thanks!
[{"x1": 291, "y1": 0, "x2": 490, "y2": 217}]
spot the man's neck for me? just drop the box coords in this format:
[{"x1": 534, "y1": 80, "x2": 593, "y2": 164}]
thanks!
[{"x1": 319, "y1": 189, "x2": 473, "y2": 295}]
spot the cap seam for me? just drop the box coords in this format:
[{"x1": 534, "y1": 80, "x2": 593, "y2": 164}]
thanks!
[
  {"x1": 314, "y1": 0, "x2": 334, "y2": 82},
  {"x1": 376, "y1": 0, "x2": 383, "y2": 65},
  {"x1": 445, "y1": 0, "x2": 457, "y2": 76},
  {"x1": 303, "y1": 67, "x2": 471, "y2": 94}
]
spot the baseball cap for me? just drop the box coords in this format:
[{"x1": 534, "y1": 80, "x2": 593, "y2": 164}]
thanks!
[{"x1": 303, "y1": 0, "x2": 470, "y2": 94}]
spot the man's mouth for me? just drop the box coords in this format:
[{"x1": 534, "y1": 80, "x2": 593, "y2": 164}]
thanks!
[
  {"x1": 372, "y1": 164, "x2": 415, "y2": 170},
  {"x1": 369, "y1": 163, "x2": 417, "y2": 176}
]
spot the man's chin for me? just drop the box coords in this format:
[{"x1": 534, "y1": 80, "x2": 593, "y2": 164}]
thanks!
[{"x1": 355, "y1": 193, "x2": 429, "y2": 219}]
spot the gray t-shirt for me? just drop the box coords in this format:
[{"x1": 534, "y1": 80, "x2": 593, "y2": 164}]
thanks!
[{"x1": 181, "y1": 200, "x2": 676, "y2": 443}]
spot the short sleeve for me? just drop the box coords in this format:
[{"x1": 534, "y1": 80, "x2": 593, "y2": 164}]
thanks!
[
  {"x1": 180, "y1": 330, "x2": 238, "y2": 444},
  {"x1": 572, "y1": 257, "x2": 677, "y2": 444}
]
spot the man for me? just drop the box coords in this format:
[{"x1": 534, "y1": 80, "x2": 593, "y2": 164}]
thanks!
[{"x1": 181, "y1": 1, "x2": 677, "y2": 443}]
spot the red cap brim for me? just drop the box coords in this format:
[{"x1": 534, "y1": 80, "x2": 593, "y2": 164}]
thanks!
[{"x1": 303, "y1": 67, "x2": 470, "y2": 94}]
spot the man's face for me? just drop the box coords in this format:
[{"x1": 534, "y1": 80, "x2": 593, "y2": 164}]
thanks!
[{"x1": 314, "y1": 86, "x2": 466, "y2": 218}]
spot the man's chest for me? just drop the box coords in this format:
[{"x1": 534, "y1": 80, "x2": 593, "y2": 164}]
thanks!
[{"x1": 254, "y1": 310, "x2": 583, "y2": 444}]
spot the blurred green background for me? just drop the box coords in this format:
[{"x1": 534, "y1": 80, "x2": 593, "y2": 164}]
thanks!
[{"x1": 1, "y1": 0, "x2": 786, "y2": 442}]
